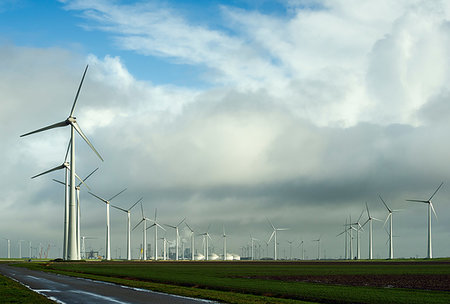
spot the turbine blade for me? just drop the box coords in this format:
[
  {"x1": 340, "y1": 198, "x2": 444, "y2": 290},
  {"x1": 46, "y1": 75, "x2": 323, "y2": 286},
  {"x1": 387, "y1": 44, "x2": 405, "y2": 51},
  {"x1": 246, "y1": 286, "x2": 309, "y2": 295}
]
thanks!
[
  {"x1": 430, "y1": 202, "x2": 438, "y2": 221},
  {"x1": 69, "y1": 65, "x2": 89, "y2": 117},
  {"x1": 378, "y1": 194, "x2": 392, "y2": 213},
  {"x1": 266, "y1": 217, "x2": 275, "y2": 230},
  {"x1": 406, "y1": 199, "x2": 428, "y2": 203},
  {"x1": 52, "y1": 178, "x2": 66, "y2": 186},
  {"x1": 177, "y1": 217, "x2": 186, "y2": 227},
  {"x1": 140, "y1": 202, "x2": 144, "y2": 218},
  {"x1": 357, "y1": 209, "x2": 364, "y2": 222},
  {"x1": 64, "y1": 139, "x2": 71, "y2": 162},
  {"x1": 361, "y1": 219, "x2": 369, "y2": 228},
  {"x1": 128, "y1": 197, "x2": 143, "y2": 211},
  {"x1": 71, "y1": 120, "x2": 104, "y2": 162},
  {"x1": 77, "y1": 167, "x2": 99, "y2": 187},
  {"x1": 165, "y1": 224, "x2": 176, "y2": 229},
  {"x1": 132, "y1": 219, "x2": 144, "y2": 231},
  {"x1": 74, "y1": 172, "x2": 90, "y2": 191},
  {"x1": 383, "y1": 213, "x2": 391, "y2": 228},
  {"x1": 185, "y1": 222, "x2": 194, "y2": 232},
  {"x1": 146, "y1": 223, "x2": 156, "y2": 230},
  {"x1": 88, "y1": 191, "x2": 108, "y2": 204},
  {"x1": 268, "y1": 231, "x2": 275, "y2": 243},
  {"x1": 156, "y1": 223, "x2": 166, "y2": 231},
  {"x1": 110, "y1": 204, "x2": 127, "y2": 213},
  {"x1": 429, "y1": 182, "x2": 444, "y2": 201},
  {"x1": 109, "y1": 188, "x2": 127, "y2": 201},
  {"x1": 31, "y1": 164, "x2": 65, "y2": 179},
  {"x1": 365, "y1": 202, "x2": 370, "y2": 218},
  {"x1": 20, "y1": 120, "x2": 68, "y2": 137}
]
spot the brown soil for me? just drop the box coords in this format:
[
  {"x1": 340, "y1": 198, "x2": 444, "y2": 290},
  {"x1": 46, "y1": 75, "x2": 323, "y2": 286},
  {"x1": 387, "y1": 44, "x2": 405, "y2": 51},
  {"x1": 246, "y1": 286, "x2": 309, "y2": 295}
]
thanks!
[{"x1": 242, "y1": 274, "x2": 450, "y2": 291}]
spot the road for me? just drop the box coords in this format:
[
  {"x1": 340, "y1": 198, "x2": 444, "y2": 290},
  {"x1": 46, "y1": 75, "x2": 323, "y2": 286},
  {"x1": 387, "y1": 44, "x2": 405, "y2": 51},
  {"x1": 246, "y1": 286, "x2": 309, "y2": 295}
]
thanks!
[{"x1": 0, "y1": 263, "x2": 217, "y2": 304}]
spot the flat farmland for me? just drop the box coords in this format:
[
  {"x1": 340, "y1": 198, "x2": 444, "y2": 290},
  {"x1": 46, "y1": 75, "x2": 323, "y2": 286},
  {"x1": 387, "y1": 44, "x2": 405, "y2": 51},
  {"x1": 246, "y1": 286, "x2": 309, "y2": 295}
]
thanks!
[{"x1": 17, "y1": 259, "x2": 450, "y2": 304}]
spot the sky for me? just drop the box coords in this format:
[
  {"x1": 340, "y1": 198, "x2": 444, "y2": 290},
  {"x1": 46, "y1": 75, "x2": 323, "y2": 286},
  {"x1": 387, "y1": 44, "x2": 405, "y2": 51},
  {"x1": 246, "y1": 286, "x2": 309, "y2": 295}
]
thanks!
[{"x1": 1, "y1": 0, "x2": 450, "y2": 260}]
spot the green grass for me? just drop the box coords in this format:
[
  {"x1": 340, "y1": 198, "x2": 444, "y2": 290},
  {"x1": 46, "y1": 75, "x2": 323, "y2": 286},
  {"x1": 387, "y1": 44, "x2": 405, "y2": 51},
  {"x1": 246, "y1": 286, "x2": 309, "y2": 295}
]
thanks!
[
  {"x1": 15, "y1": 259, "x2": 450, "y2": 304},
  {"x1": 0, "y1": 273, "x2": 54, "y2": 303}
]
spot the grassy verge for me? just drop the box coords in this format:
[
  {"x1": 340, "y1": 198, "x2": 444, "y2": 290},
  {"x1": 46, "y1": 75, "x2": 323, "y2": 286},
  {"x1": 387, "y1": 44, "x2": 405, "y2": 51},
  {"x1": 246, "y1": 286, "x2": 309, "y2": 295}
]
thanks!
[
  {"x1": 0, "y1": 273, "x2": 54, "y2": 304},
  {"x1": 15, "y1": 260, "x2": 450, "y2": 304}
]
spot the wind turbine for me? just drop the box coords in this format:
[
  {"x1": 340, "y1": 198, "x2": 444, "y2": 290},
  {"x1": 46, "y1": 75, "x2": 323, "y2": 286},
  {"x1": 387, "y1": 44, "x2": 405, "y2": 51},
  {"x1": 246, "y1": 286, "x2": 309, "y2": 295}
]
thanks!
[
  {"x1": 250, "y1": 235, "x2": 259, "y2": 261},
  {"x1": 160, "y1": 236, "x2": 168, "y2": 260},
  {"x1": 108, "y1": 197, "x2": 142, "y2": 261},
  {"x1": 379, "y1": 195, "x2": 400, "y2": 259},
  {"x1": 406, "y1": 182, "x2": 443, "y2": 259},
  {"x1": 287, "y1": 240, "x2": 294, "y2": 260},
  {"x1": 267, "y1": 218, "x2": 289, "y2": 261},
  {"x1": 185, "y1": 222, "x2": 195, "y2": 261},
  {"x1": 362, "y1": 202, "x2": 382, "y2": 260},
  {"x1": 146, "y1": 208, "x2": 166, "y2": 260},
  {"x1": 80, "y1": 236, "x2": 96, "y2": 259},
  {"x1": 199, "y1": 225, "x2": 212, "y2": 261},
  {"x1": 4, "y1": 239, "x2": 10, "y2": 259},
  {"x1": 348, "y1": 210, "x2": 364, "y2": 260},
  {"x1": 297, "y1": 240, "x2": 304, "y2": 260},
  {"x1": 312, "y1": 236, "x2": 322, "y2": 260},
  {"x1": 132, "y1": 202, "x2": 152, "y2": 260},
  {"x1": 222, "y1": 225, "x2": 227, "y2": 261},
  {"x1": 20, "y1": 65, "x2": 103, "y2": 260},
  {"x1": 53, "y1": 167, "x2": 98, "y2": 259},
  {"x1": 88, "y1": 188, "x2": 127, "y2": 260},
  {"x1": 337, "y1": 219, "x2": 349, "y2": 260},
  {"x1": 164, "y1": 218, "x2": 185, "y2": 261}
]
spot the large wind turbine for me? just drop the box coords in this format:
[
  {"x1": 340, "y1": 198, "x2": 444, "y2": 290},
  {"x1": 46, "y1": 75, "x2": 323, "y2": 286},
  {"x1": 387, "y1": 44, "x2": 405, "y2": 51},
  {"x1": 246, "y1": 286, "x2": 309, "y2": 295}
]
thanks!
[
  {"x1": 267, "y1": 218, "x2": 288, "y2": 261},
  {"x1": 132, "y1": 203, "x2": 152, "y2": 260},
  {"x1": 146, "y1": 209, "x2": 166, "y2": 260},
  {"x1": 21, "y1": 65, "x2": 103, "y2": 260},
  {"x1": 108, "y1": 197, "x2": 142, "y2": 260},
  {"x1": 185, "y1": 222, "x2": 195, "y2": 261},
  {"x1": 88, "y1": 188, "x2": 127, "y2": 260},
  {"x1": 406, "y1": 182, "x2": 443, "y2": 259},
  {"x1": 379, "y1": 195, "x2": 399, "y2": 259},
  {"x1": 164, "y1": 217, "x2": 185, "y2": 261},
  {"x1": 362, "y1": 202, "x2": 382, "y2": 260}
]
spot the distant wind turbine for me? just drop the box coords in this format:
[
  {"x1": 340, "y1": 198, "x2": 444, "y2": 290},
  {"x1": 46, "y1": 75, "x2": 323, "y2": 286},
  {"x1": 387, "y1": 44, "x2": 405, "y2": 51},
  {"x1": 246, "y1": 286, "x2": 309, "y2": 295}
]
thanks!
[
  {"x1": 362, "y1": 202, "x2": 382, "y2": 260},
  {"x1": 267, "y1": 218, "x2": 289, "y2": 261},
  {"x1": 21, "y1": 65, "x2": 103, "y2": 260},
  {"x1": 312, "y1": 236, "x2": 322, "y2": 260},
  {"x1": 185, "y1": 222, "x2": 195, "y2": 261},
  {"x1": 199, "y1": 225, "x2": 212, "y2": 261},
  {"x1": 348, "y1": 210, "x2": 364, "y2": 260},
  {"x1": 146, "y1": 208, "x2": 166, "y2": 260},
  {"x1": 297, "y1": 240, "x2": 304, "y2": 260},
  {"x1": 222, "y1": 226, "x2": 227, "y2": 261},
  {"x1": 132, "y1": 202, "x2": 152, "y2": 260},
  {"x1": 164, "y1": 217, "x2": 185, "y2": 261},
  {"x1": 379, "y1": 195, "x2": 400, "y2": 259},
  {"x1": 406, "y1": 182, "x2": 443, "y2": 259},
  {"x1": 109, "y1": 197, "x2": 142, "y2": 261},
  {"x1": 250, "y1": 235, "x2": 259, "y2": 261},
  {"x1": 88, "y1": 188, "x2": 127, "y2": 260}
]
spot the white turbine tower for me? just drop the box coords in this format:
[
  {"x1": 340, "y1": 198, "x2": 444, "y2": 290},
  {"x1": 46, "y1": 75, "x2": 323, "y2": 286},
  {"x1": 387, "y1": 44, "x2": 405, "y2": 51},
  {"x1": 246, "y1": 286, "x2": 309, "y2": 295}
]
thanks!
[
  {"x1": 312, "y1": 236, "x2": 321, "y2": 260},
  {"x1": 406, "y1": 182, "x2": 443, "y2": 259},
  {"x1": 267, "y1": 218, "x2": 288, "y2": 261},
  {"x1": 132, "y1": 203, "x2": 152, "y2": 260},
  {"x1": 250, "y1": 235, "x2": 259, "y2": 261},
  {"x1": 185, "y1": 222, "x2": 195, "y2": 261},
  {"x1": 199, "y1": 225, "x2": 212, "y2": 261},
  {"x1": 348, "y1": 210, "x2": 364, "y2": 260},
  {"x1": 362, "y1": 202, "x2": 382, "y2": 260},
  {"x1": 287, "y1": 241, "x2": 293, "y2": 260},
  {"x1": 108, "y1": 197, "x2": 142, "y2": 261},
  {"x1": 146, "y1": 209, "x2": 166, "y2": 260},
  {"x1": 18, "y1": 240, "x2": 25, "y2": 258},
  {"x1": 379, "y1": 195, "x2": 400, "y2": 259},
  {"x1": 222, "y1": 226, "x2": 227, "y2": 261},
  {"x1": 164, "y1": 218, "x2": 185, "y2": 261},
  {"x1": 88, "y1": 188, "x2": 127, "y2": 260},
  {"x1": 21, "y1": 65, "x2": 103, "y2": 260},
  {"x1": 53, "y1": 167, "x2": 98, "y2": 259},
  {"x1": 4, "y1": 239, "x2": 10, "y2": 259}
]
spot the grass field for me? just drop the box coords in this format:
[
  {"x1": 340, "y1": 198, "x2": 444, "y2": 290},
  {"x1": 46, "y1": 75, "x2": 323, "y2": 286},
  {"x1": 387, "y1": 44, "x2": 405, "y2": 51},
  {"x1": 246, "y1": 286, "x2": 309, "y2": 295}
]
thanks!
[
  {"x1": 0, "y1": 272, "x2": 54, "y2": 304},
  {"x1": 16, "y1": 259, "x2": 450, "y2": 304}
]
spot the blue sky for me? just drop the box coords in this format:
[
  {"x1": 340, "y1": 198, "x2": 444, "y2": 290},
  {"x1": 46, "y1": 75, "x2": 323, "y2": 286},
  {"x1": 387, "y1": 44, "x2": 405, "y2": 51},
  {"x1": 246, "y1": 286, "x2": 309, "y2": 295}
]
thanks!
[{"x1": 2, "y1": 0, "x2": 450, "y2": 260}]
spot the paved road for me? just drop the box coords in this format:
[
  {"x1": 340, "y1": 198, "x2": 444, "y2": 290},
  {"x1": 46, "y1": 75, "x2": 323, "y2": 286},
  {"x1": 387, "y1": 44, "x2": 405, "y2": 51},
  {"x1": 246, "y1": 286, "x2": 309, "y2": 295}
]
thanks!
[{"x1": 0, "y1": 264, "x2": 217, "y2": 304}]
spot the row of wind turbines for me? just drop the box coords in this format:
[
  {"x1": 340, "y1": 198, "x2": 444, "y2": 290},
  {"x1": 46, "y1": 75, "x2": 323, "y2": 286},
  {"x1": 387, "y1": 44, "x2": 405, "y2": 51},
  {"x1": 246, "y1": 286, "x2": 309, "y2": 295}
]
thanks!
[{"x1": 20, "y1": 66, "x2": 445, "y2": 261}]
